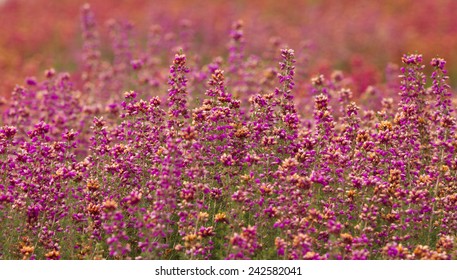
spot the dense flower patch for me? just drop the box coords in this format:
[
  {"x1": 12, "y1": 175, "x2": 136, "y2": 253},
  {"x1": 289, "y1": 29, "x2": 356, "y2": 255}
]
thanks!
[{"x1": 1, "y1": 4, "x2": 457, "y2": 260}]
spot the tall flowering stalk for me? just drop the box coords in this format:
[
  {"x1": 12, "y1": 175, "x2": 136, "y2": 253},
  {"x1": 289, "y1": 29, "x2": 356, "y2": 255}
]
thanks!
[
  {"x1": 276, "y1": 49, "x2": 299, "y2": 156},
  {"x1": 107, "y1": 19, "x2": 134, "y2": 97},
  {"x1": 167, "y1": 52, "x2": 190, "y2": 133},
  {"x1": 428, "y1": 58, "x2": 457, "y2": 239},
  {"x1": 228, "y1": 20, "x2": 247, "y2": 99},
  {"x1": 228, "y1": 20, "x2": 245, "y2": 74},
  {"x1": 276, "y1": 49, "x2": 296, "y2": 112},
  {"x1": 80, "y1": 4, "x2": 101, "y2": 100},
  {"x1": 394, "y1": 54, "x2": 428, "y2": 186},
  {"x1": 312, "y1": 76, "x2": 336, "y2": 170},
  {"x1": 430, "y1": 57, "x2": 455, "y2": 160}
]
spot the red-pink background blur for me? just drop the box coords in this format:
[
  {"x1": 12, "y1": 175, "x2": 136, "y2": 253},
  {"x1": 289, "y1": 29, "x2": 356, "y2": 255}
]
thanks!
[{"x1": 1, "y1": 0, "x2": 457, "y2": 99}]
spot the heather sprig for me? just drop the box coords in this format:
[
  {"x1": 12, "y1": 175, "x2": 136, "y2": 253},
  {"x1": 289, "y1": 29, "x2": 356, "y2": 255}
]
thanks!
[{"x1": 167, "y1": 52, "x2": 190, "y2": 132}]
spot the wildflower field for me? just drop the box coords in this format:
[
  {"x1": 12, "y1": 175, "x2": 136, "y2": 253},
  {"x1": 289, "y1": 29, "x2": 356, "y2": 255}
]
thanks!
[{"x1": 2, "y1": 0, "x2": 457, "y2": 260}]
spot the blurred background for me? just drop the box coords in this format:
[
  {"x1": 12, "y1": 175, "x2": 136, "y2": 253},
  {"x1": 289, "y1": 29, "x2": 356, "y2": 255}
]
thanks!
[{"x1": 1, "y1": 0, "x2": 457, "y2": 99}]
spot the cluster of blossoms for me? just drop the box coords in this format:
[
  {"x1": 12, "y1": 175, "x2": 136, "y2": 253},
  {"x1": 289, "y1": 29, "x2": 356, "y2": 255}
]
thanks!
[{"x1": 2, "y1": 5, "x2": 457, "y2": 260}]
